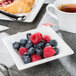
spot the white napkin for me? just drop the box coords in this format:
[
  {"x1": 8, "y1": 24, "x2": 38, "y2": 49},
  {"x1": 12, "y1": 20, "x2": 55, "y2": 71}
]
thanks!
[
  {"x1": 0, "y1": 32, "x2": 14, "y2": 68},
  {"x1": 0, "y1": 25, "x2": 9, "y2": 32}
]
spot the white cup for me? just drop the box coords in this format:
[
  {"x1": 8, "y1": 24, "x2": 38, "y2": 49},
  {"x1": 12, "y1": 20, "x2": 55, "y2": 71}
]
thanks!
[{"x1": 46, "y1": 0, "x2": 76, "y2": 33}]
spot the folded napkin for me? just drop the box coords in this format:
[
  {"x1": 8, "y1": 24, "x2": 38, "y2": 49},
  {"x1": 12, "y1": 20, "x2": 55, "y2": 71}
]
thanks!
[
  {"x1": 0, "y1": 25, "x2": 9, "y2": 32},
  {"x1": 0, "y1": 32, "x2": 14, "y2": 68}
]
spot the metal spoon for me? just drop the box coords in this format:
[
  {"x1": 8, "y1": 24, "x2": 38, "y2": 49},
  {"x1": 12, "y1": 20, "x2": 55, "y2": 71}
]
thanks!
[{"x1": 0, "y1": 10, "x2": 26, "y2": 21}]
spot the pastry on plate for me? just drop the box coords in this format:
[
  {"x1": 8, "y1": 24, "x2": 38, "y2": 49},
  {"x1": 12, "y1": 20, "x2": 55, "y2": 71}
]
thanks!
[{"x1": 0, "y1": 0, "x2": 35, "y2": 14}]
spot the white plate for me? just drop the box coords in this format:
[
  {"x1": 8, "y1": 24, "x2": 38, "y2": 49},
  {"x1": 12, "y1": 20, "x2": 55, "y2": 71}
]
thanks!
[
  {"x1": 2, "y1": 26, "x2": 74, "y2": 70},
  {"x1": 0, "y1": 0, "x2": 44, "y2": 22}
]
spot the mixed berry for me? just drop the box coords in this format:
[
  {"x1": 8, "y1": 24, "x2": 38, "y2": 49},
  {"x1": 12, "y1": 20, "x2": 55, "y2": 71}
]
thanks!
[
  {"x1": 13, "y1": 32, "x2": 59, "y2": 64},
  {"x1": 0, "y1": 0, "x2": 14, "y2": 7}
]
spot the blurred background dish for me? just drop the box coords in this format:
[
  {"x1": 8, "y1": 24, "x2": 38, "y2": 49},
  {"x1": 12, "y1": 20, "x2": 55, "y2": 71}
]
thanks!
[
  {"x1": 0, "y1": 0, "x2": 45, "y2": 22},
  {"x1": 0, "y1": 0, "x2": 35, "y2": 14}
]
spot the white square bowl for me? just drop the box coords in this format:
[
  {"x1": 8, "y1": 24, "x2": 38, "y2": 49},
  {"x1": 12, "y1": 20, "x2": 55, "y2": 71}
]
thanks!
[{"x1": 2, "y1": 26, "x2": 74, "y2": 70}]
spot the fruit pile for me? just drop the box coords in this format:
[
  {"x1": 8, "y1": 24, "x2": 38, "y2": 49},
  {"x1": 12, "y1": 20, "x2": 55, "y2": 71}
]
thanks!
[{"x1": 13, "y1": 32, "x2": 59, "y2": 64}]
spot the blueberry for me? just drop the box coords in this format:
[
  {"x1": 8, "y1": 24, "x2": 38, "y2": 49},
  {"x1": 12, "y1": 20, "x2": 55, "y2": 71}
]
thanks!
[
  {"x1": 53, "y1": 47, "x2": 59, "y2": 55},
  {"x1": 27, "y1": 33, "x2": 31, "y2": 40},
  {"x1": 41, "y1": 40, "x2": 45, "y2": 44},
  {"x1": 20, "y1": 39, "x2": 27, "y2": 46},
  {"x1": 49, "y1": 40, "x2": 57, "y2": 47},
  {"x1": 13, "y1": 42, "x2": 20, "y2": 50},
  {"x1": 27, "y1": 40, "x2": 31, "y2": 43},
  {"x1": 36, "y1": 48, "x2": 43, "y2": 56},
  {"x1": 36, "y1": 42, "x2": 44, "y2": 49},
  {"x1": 28, "y1": 47, "x2": 35, "y2": 55},
  {"x1": 34, "y1": 45, "x2": 37, "y2": 48},
  {"x1": 20, "y1": 44, "x2": 25, "y2": 48},
  {"x1": 22, "y1": 55, "x2": 31, "y2": 64},
  {"x1": 41, "y1": 55, "x2": 45, "y2": 59},
  {"x1": 23, "y1": 52, "x2": 28, "y2": 56},
  {"x1": 25, "y1": 41, "x2": 33, "y2": 49},
  {"x1": 45, "y1": 43, "x2": 51, "y2": 47}
]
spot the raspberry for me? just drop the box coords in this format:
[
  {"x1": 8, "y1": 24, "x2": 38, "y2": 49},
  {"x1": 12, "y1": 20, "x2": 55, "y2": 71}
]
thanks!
[
  {"x1": 0, "y1": 3, "x2": 2, "y2": 7},
  {"x1": 30, "y1": 33, "x2": 42, "y2": 44},
  {"x1": 42, "y1": 35, "x2": 51, "y2": 43},
  {"x1": 43, "y1": 23, "x2": 52, "y2": 26},
  {"x1": 3, "y1": 0, "x2": 14, "y2": 5},
  {"x1": 43, "y1": 46, "x2": 56, "y2": 58},
  {"x1": 35, "y1": 32, "x2": 43, "y2": 39},
  {"x1": 31, "y1": 54, "x2": 42, "y2": 62},
  {"x1": 19, "y1": 47, "x2": 28, "y2": 56}
]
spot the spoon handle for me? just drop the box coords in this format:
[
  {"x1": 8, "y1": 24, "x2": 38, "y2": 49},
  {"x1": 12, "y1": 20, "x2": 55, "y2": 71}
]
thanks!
[{"x1": 0, "y1": 10, "x2": 26, "y2": 21}]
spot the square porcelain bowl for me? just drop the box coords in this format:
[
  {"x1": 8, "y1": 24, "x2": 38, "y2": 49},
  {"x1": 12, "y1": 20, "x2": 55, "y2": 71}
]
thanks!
[{"x1": 3, "y1": 26, "x2": 74, "y2": 70}]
